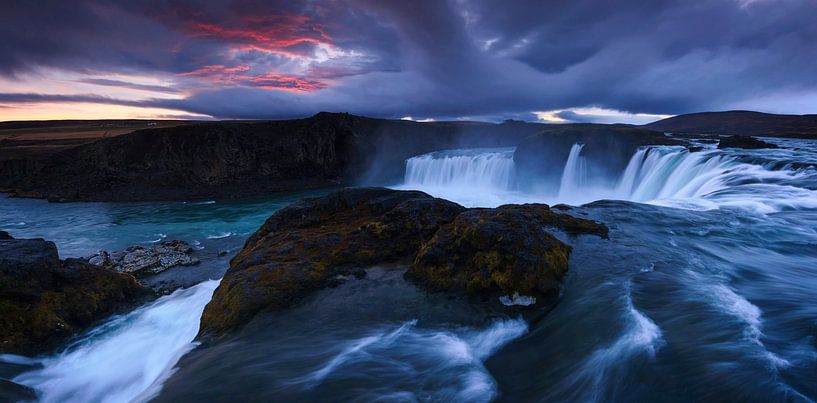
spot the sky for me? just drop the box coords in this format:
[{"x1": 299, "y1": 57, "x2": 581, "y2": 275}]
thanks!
[{"x1": 1, "y1": 0, "x2": 816, "y2": 124}]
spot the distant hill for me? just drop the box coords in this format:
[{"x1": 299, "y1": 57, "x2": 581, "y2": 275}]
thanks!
[{"x1": 644, "y1": 111, "x2": 817, "y2": 138}]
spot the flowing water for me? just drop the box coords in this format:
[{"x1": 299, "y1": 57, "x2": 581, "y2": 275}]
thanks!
[{"x1": 2, "y1": 137, "x2": 817, "y2": 402}]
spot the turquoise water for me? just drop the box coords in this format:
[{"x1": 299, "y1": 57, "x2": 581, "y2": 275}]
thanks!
[{"x1": 0, "y1": 189, "x2": 331, "y2": 258}]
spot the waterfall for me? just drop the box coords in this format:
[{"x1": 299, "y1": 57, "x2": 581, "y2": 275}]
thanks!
[
  {"x1": 554, "y1": 143, "x2": 817, "y2": 211},
  {"x1": 398, "y1": 143, "x2": 816, "y2": 212},
  {"x1": 403, "y1": 148, "x2": 516, "y2": 191},
  {"x1": 558, "y1": 144, "x2": 587, "y2": 199},
  {"x1": 615, "y1": 148, "x2": 648, "y2": 196}
]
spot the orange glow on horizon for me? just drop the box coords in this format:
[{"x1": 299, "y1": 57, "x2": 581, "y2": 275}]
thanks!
[{"x1": 0, "y1": 102, "x2": 212, "y2": 121}]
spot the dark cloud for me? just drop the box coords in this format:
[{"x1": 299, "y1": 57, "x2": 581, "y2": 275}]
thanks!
[
  {"x1": 76, "y1": 79, "x2": 182, "y2": 94},
  {"x1": 1, "y1": 0, "x2": 816, "y2": 120},
  {"x1": 0, "y1": 92, "x2": 142, "y2": 106}
]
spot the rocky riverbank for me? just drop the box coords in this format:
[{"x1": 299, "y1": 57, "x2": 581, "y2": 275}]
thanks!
[{"x1": 0, "y1": 234, "x2": 151, "y2": 355}]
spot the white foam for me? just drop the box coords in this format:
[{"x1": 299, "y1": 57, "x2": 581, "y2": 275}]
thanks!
[
  {"x1": 206, "y1": 231, "x2": 234, "y2": 239},
  {"x1": 291, "y1": 318, "x2": 527, "y2": 402},
  {"x1": 14, "y1": 279, "x2": 220, "y2": 403},
  {"x1": 547, "y1": 282, "x2": 663, "y2": 401},
  {"x1": 499, "y1": 293, "x2": 537, "y2": 307}
]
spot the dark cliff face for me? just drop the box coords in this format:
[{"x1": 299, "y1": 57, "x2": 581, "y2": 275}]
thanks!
[
  {"x1": 2, "y1": 115, "x2": 361, "y2": 201},
  {"x1": 514, "y1": 124, "x2": 680, "y2": 188},
  {"x1": 0, "y1": 113, "x2": 544, "y2": 202}
]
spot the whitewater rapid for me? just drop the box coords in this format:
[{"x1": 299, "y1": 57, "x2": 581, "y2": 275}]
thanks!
[{"x1": 5, "y1": 280, "x2": 219, "y2": 403}]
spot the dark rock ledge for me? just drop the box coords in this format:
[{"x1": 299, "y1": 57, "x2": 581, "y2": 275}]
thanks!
[
  {"x1": 198, "y1": 187, "x2": 607, "y2": 339},
  {"x1": 717, "y1": 135, "x2": 778, "y2": 149},
  {"x1": 0, "y1": 235, "x2": 151, "y2": 356},
  {"x1": 85, "y1": 240, "x2": 206, "y2": 294}
]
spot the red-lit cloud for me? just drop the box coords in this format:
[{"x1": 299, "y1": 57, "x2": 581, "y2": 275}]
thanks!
[
  {"x1": 168, "y1": 10, "x2": 339, "y2": 92},
  {"x1": 178, "y1": 65, "x2": 326, "y2": 92},
  {"x1": 183, "y1": 14, "x2": 333, "y2": 58}
]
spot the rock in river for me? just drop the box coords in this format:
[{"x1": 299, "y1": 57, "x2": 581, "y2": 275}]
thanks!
[
  {"x1": 717, "y1": 135, "x2": 778, "y2": 149},
  {"x1": 87, "y1": 240, "x2": 199, "y2": 277},
  {"x1": 198, "y1": 188, "x2": 466, "y2": 337},
  {"x1": 198, "y1": 188, "x2": 607, "y2": 338},
  {"x1": 0, "y1": 235, "x2": 150, "y2": 355},
  {"x1": 407, "y1": 204, "x2": 604, "y2": 306}
]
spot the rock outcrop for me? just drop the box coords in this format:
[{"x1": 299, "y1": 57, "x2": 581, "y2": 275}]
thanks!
[
  {"x1": 407, "y1": 206, "x2": 572, "y2": 306},
  {"x1": 199, "y1": 188, "x2": 466, "y2": 336},
  {"x1": 87, "y1": 240, "x2": 199, "y2": 277},
  {"x1": 198, "y1": 188, "x2": 607, "y2": 338},
  {"x1": 0, "y1": 236, "x2": 150, "y2": 355},
  {"x1": 717, "y1": 135, "x2": 778, "y2": 149}
]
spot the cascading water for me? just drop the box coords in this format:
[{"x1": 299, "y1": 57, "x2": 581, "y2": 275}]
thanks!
[
  {"x1": 403, "y1": 147, "x2": 516, "y2": 191},
  {"x1": 397, "y1": 147, "x2": 532, "y2": 207},
  {"x1": 560, "y1": 145, "x2": 817, "y2": 212},
  {"x1": 6, "y1": 280, "x2": 220, "y2": 403},
  {"x1": 558, "y1": 144, "x2": 587, "y2": 199},
  {"x1": 400, "y1": 142, "x2": 816, "y2": 212}
]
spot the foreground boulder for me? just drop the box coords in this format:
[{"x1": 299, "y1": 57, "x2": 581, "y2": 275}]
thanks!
[
  {"x1": 87, "y1": 240, "x2": 199, "y2": 277},
  {"x1": 717, "y1": 135, "x2": 778, "y2": 149},
  {"x1": 199, "y1": 188, "x2": 465, "y2": 337},
  {"x1": 198, "y1": 188, "x2": 606, "y2": 338},
  {"x1": 407, "y1": 204, "x2": 606, "y2": 306},
  {"x1": 0, "y1": 236, "x2": 150, "y2": 355}
]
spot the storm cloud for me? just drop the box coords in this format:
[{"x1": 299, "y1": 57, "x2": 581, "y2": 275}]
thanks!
[{"x1": 1, "y1": 0, "x2": 815, "y2": 121}]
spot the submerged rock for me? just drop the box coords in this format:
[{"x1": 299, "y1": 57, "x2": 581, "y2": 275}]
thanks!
[
  {"x1": 717, "y1": 135, "x2": 778, "y2": 149},
  {"x1": 198, "y1": 188, "x2": 608, "y2": 338},
  {"x1": 0, "y1": 235, "x2": 150, "y2": 355},
  {"x1": 87, "y1": 240, "x2": 199, "y2": 277},
  {"x1": 0, "y1": 379, "x2": 36, "y2": 402}
]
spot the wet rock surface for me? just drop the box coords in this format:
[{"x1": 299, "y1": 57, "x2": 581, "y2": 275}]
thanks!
[
  {"x1": 717, "y1": 135, "x2": 778, "y2": 149},
  {"x1": 0, "y1": 378, "x2": 36, "y2": 402},
  {"x1": 198, "y1": 188, "x2": 607, "y2": 338},
  {"x1": 85, "y1": 240, "x2": 216, "y2": 294},
  {"x1": 0, "y1": 235, "x2": 150, "y2": 355},
  {"x1": 87, "y1": 240, "x2": 200, "y2": 277},
  {"x1": 408, "y1": 204, "x2": 606, "y2": 306},
  {"x1": 198, "y1": 187, "x2": 465, "y2": 337}
]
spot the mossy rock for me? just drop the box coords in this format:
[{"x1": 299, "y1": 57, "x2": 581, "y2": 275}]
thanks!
[
  {"x1": 0, "y1": 237, "x2": 151, "y2": 355},
  {"x1": 198, "y1": 189, "x2": 608, "y2": 338},
  {"x1": 407, "y1": 206, "x2": 575, "y2": 307},
  {"x1": 198, "y1": 188, "x2": 465, "y2": 338}
]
